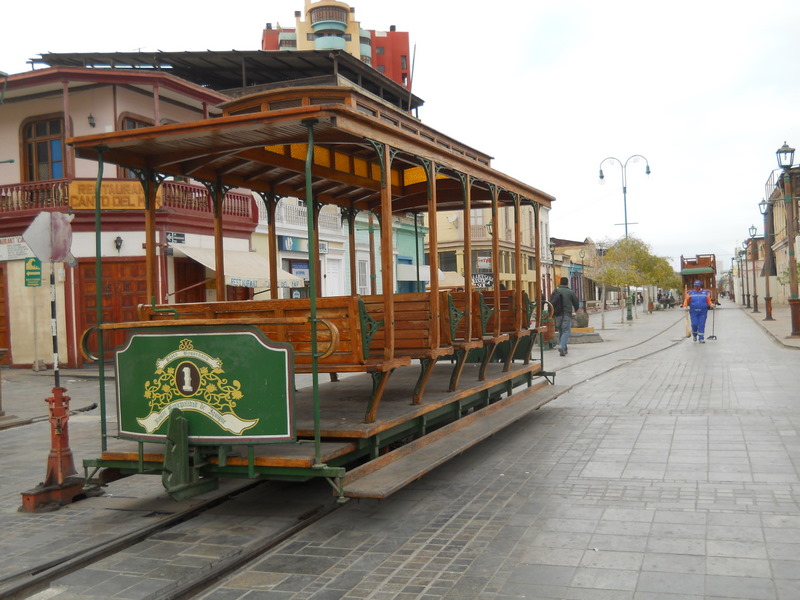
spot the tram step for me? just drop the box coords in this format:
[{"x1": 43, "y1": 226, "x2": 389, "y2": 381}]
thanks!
[{"x1": 341, "y1": 383, "x2": 568, "y2": 499}]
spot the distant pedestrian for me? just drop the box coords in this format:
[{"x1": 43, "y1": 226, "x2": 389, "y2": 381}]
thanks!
[
  {"x1": 549, "y1": 277, "x2": 579, "y2": 356},
  {"x1": 683, "y1": 280, "x2": 713, "y2": 343}
]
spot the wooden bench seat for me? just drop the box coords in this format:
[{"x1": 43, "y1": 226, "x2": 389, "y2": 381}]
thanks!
[
  {"x1": 137, "y1": 297, "x2": 410, "y2": 422},
  {"x1": 440, "y1": 290, "x2": 485, "y2": 392},
  {"x1": 361, "y1": 292, "x2": 454, "y2": 404},
  {"x1": 480, "y1": 289, "x2": 537, "y2": 371}
]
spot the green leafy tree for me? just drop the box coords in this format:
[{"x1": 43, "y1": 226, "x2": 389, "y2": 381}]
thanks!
[{"x1": 590, "y1": 236, "x2": 681, "y2": 323}]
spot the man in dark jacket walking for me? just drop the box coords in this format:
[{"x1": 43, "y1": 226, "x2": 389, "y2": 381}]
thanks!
[{"x1": 549, "y1": 277, "x2": 580, "y2": 356}]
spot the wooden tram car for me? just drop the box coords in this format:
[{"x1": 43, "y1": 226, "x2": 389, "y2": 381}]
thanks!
[
  {"x1": 71, "y1": 83, "x2": 561, "y2": 502},
  {"x1": 680, "y1": 254, "x2": 717, "y2": 302}
]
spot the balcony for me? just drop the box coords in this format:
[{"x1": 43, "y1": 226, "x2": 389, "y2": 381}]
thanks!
[
  {"x1": 0, "y1": 179, "x2": 256, "y2": 222},
  {"x1": 310, "y1": 6, "x2": 347, "y2": 32},
  {"x1": 161, "y1": 181, "x2": 254, "y2": 220},
  {"x1": 258, "y1": 200, "x2": 341, "y2": 232},
  {"x1": 0, "y1": 179, "x2": 70, "y2": 213},
  {"x1": 470, "y1": 224, "x2": 492, "y2": 240}
]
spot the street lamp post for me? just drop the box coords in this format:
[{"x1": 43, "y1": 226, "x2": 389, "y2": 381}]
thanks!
[
  {"x1": 740, "y1": 251, "x2": 747, "y2": 306},
  {"x1": 579, "y1": 248, "x2": 586, "y2": 311},
  {"x1": 599, "y1": 155, "x2": 650, "y2": 322},
  {"x1": 776, "y1": 142, "x2": 800, "y2": 336},
  {"x1": 748, "y1": 225, "x2": 759, "y2": 313},
  {"x1": 729, "y1": 258, "x2": 736, "y2": 302},
  {"x1": 549, "y1": 240, "x2": 556, "y2": 298},
  {"x1": 742, "y1": 241, "x2": 751, "y2": 308},
  {"x1": 758, "y1": 199, "x2": 774, "y2": 320}
]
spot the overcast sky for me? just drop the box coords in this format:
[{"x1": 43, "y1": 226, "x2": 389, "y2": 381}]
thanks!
[{"x1": 4, "y1": 0, "x2": 799, "y2": 271}]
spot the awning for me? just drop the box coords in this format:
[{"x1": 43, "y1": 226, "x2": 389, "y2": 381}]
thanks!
[
  {"x1": 396, "y1": 263, "x2": 431, "y2": 282},
  {"x1": 426, "y1": 270, "x2": 466, "y2": 290},
  {"x1": 175, "y1": 246, "x2": 305, "y2": 289}
]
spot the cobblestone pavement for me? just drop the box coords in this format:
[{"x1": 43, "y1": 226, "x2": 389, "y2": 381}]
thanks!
[
  {"x1": 197, "y1": 303, "x2": 800, "y2": 600},
  {"x1": 1, "y1": 301, "x2": 798, "y2": 599}
]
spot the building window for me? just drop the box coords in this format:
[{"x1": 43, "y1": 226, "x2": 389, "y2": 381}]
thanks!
[
  {"x1": 439, "y1": 251, "x2": 457, "y2": 272},
  {"x1": 376, "y1": 47, "x2": 384, "y2": 55},
  {"x1": 377, "y1": 65, "x2": 385, "y2": 73},
  {"x1": 401, "y1": 55, "x2": 408, "y2": 70},
  {"x1": 357, "y1": 260, "x2": 369, "y2": 295},
  {"x1": 120, "y1": 116, "x2": 152, "y2": 178},
  {"x1": 469, "y1": 209, "x2": 485, "y2": 227},
  {"x1": 24, "y1": 117, "x2": 64, "y2": 181}
]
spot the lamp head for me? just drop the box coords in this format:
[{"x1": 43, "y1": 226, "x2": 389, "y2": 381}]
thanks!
[
  {"x1": 749, "y1": 224, "x2": 757, "y2": 238},
  {"x1": 598, "y1": 168, "x2": 605, "y2": 183},
  {"x1": 777, "y1": 141, "x2": 795, "y2": 169},
  {"x1": 758, "y1": 199, "x2": 769, "y2": 215},
  {"x1": 114, "y1": 236, "x2": 123, "y2": 251},
  {"x1": 88, "y1": 113, "x2": 96, "y2": 128}
]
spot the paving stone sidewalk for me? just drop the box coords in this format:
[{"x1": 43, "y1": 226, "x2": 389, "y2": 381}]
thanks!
[
  {"x1": 196, "y1": 303, "x2": 800, "y2": 599},
  {"x1": 1, "y1": 302, "x2": 798, "y2": 599}
]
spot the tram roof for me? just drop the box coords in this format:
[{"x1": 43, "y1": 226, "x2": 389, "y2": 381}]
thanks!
[{"x1": 70, "y1": 85, "x2": 554, "y2": 214}]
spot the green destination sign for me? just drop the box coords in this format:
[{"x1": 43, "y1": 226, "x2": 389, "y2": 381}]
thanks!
[
  {"x1": 115, "y1": 326, "x2": 294, "y2": 443},
  {"x1": 24, "y1": 257, "x2": 42, "y2": 287}
]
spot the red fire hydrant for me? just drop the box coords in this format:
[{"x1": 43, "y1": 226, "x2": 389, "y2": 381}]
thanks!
[{"x1": 20, "y1": 387, "x2": 85, "y2": 512}]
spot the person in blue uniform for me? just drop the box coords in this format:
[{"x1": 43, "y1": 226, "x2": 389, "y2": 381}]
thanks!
[{"x1": 682, "y1": 280, "x2": 713, "y2": 343}]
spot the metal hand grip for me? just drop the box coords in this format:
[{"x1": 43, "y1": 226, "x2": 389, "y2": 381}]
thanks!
[
  {"x1": 314, "y1": 318, "x2": 340, "y2": 359},
  {"x1": 79, "y1": 326, "x2": 100, "y2": 362}
]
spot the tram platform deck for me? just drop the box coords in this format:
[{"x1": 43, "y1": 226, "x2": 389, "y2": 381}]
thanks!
[{"x1": 90, "y1": 360, "x2": 556, "y2": 497}]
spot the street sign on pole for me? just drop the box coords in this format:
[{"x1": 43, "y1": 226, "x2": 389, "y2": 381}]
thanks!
[
  {"x1": 21, "y1": 211, "x2": 75, "y2": 388},
  {"x1": 24, "y1": 257, "x2": 42, "y2": 287}
]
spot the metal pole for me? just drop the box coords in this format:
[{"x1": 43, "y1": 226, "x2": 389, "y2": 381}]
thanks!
[
  {"x1": 782, "y1": 169, "x2": 800, "y2": 336},
  {"x1": 49, "y1": 263, "x2": 60, "y2": 389},
  {"x1": 581, "y1": 255, "x2": 586, "y2": 311},
  {"x1": 750, "y1": 237, "x2": 759, "y2": 313},
  {"x1": 743, "y1": 245, "x2": 751, "y2": 308},
  {"x1": 303, "y1": 119, "x2": 323, "y2": 468},
  {"x1": 762, "y1": 208, "x2": 774, "y2": 320},
  {"x1": 738, "y1": 253, "x2": 746, "y2": 306},
  {"x1": 598, "y1": 155, "x2": 650, "y2": 322}
]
